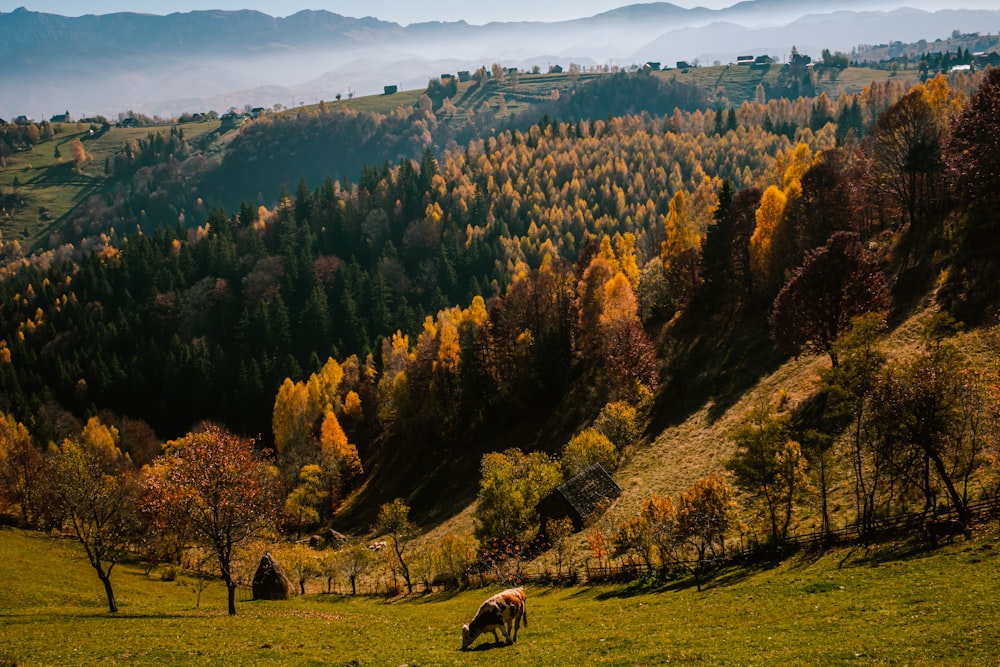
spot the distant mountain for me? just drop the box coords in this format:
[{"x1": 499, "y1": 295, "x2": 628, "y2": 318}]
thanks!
[{"x1": 1, "y1": 2, "x2": 999, "y2": 119}]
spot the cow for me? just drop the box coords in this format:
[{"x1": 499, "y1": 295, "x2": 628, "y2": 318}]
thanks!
[{"x1": 461, "y1": 587, "x2": 528, "y2": 650}]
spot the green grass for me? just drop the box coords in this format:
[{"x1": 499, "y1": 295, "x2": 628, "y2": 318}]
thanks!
[
  {"x1": 3, "y1": 528, "x2": 1000, "y2": 665},
  {"x1": 0, "y1": 121, "x2": 224, "y2": 249},
  {"x1": 655, "y1": 64, "x2": 895, "y2": 102}
]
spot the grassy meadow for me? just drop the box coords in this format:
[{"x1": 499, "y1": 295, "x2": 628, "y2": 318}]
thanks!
[
  {"x1": 3, "y1": 528, "x2": 1000, "y2": 666},
  {"x1": 0, "y1": 120, "x2": 223, "y2": 249}
]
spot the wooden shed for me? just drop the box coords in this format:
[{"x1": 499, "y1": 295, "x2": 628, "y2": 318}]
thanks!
[{"x1": 536, "y1": 463, "x2": 622, "y2": 532}]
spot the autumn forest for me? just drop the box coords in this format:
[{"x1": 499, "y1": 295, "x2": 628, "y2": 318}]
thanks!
[{"x1": 2, "y1": 58, "x2": 1000, "y2": 615}]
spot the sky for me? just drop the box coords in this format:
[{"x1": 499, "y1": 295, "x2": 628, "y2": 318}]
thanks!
[{"x1": 0, "y1": 1, "x2": 739, "y2": 25}]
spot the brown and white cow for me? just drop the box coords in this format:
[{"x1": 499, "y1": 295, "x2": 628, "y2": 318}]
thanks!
[{"x1": 461, "y1": 586, "x2": 528, "y2": 650}]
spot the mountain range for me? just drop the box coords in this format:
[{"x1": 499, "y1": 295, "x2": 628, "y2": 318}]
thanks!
[{"x1": 2, "y1": 1, "x2": 999, "y2": 119}]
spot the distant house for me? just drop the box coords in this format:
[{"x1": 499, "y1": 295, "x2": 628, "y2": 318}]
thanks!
[
  {"x1": 119, "y1": 117, "x2": 139, "y2": 128},
  {"x1": 220, "y1": 111, "x2": 246, "y2": 128},
  {"x1": 950, "y1": 64, "x2": 972, "y2": 72},
  {"x1": 0, "y1": 118, "x2": 7, "y2": 126},
  {"x1": 536, "y1": 464, "x2": 623, "y2": 532},
  {"x1": 250, "y1": 107, "x2": 265, "y2": 118},
  {"x1": 736, "y1": 55, "x2": 755, "y2": 66},
  {"x1": 973, "y1": 51, "x2": 1000, "y2": 68},
  {"x1": 676, "y1": 61, "x2": 692, "y2": 70},
  {"x1": 14, "y1": 115, "x2": 32, "y2": 125},
  {"x1": 383, "y1": 85, "x2": 398, "y2": 95},
  {"x1": 457, "y1": 70, "x2": 471, "y2": 82},
  {"x1": 50, "y1": 110, "x2": 71, "y2": 123},
  {"x1": 752, "y1": 55, "x2": 774, "y2": 68},
  {"x1": 548, "y1": 64, "x2": 564, "y2": 74},
  {"x1": 644, "y1": 61, "x2": 661, "y2": 71}
]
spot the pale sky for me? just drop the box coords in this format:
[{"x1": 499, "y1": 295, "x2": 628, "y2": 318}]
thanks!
[{"x1": 0, "y1": 1, "x2": 738, "y2": 25}]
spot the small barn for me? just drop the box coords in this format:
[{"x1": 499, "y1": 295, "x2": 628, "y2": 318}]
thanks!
[
  {"x1": 383, "y1": 85, "x2": 398, "y2": 95},
  {"x1": 536, "y1": 463, "x2": 623, "y2": 532}
]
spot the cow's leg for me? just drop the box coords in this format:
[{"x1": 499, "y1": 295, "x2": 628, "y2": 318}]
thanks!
[
  {"x1": 512, "y1": 612, "x2": 521, "y2": 642},
  {"x1": 500, "y1": 621, "x2": 512, "y2": 644},
  {"x1": 491, "y1": 628, "x2": 501, "y2": 644}
]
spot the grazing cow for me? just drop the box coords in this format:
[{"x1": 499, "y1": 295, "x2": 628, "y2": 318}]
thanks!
[{"x1": 461, "y1": 587, "x2": 528, "y2": 650}]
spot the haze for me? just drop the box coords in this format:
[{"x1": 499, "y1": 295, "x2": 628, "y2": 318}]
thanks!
[
  {"x1": 2, "y1": 0, "x2": 999, "y2": 120},
  {"x1": 3, "y1": 0, "x2": 997, "y2": 26}
]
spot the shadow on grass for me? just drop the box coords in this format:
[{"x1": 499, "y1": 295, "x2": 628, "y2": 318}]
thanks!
[
  {"x1": 410, "y1": 589, "x2": 462, "y2": 604},
  {"x1": 466, "y1": 640, "x2": 513, "y2": 652}
]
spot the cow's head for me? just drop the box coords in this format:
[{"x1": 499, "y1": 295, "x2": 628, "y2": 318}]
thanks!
[{"x1": 461, "y1": 623, "x2": 475, "y2": 650}]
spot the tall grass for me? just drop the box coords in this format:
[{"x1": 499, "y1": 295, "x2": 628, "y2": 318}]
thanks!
[{"x1": 2, "y1": 528, "x2": 999, "y2": 665}]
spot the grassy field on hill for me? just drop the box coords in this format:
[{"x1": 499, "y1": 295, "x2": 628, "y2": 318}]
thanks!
[
  {"x1": 656, "y1": 63, "x2": 895, "y2": 102},
  {"x1": 0, "y1": 120, "x2": 223, "y2": 249},
  {"x1": 2, "y1": 527, "x2": 1000, "y2": 666}
]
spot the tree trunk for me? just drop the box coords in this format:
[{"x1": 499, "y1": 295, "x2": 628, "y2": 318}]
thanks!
[
  {"x1": 100, "y1": 573, "x2": 118, "y2": 613},
  {"x1": 227, "y1": 582, "x2": 237, "y2": 616},
  {"x1": 928, "y1": 449, "x2": 972, "y2": 526}
]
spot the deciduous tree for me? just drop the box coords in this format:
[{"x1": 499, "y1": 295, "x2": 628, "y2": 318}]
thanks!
[
  {"x1": 561, "y1": 428, "x2": 618, "y2": 478},
  {"x1": 337, "y1": 541, "x2": 373, "y2": 595},
  {"x1": 769, "y1": 232, "x2": 890, "y2": 366},
  {"x1": 474, "y1": 448, "x2": 562, "y2": 544},
  {"x1": 727, "y1": 403, "x2": 810, "y2": 543},
  {"x1": 144, "y1": 423, "x2": 279, "y2": 615},
  {"x1": 49, "y1": 417, "x2": 138, "y2": 613},
  {"x1": 0, "y1": 413, "x2": 47, "y2": 527},
  {"x1": 375, "y1": 498, "x2": 417, "y2": 594},
  {"x1": 676, "y1": 475, "x2": 735, "y2": 590}
]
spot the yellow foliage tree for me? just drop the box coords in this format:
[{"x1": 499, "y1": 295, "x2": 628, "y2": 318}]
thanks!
[
  {"x1": 660, "y1": 190, "x2": 701, "y2": 269},
  {"x1": 319, "y1": 405, "x2": 363, "y2": 481},
  {"x1": 749, "y1": 185, "x2": 788, "y2": 293},
  {"x1": 272, "y1": 378, "x2": 317, "y2": 478},
  {"x1": 561, "y1": 428, "x2": 619, "y2": 478}
]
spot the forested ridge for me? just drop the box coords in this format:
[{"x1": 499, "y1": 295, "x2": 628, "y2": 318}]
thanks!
[{"x1": 2, "y1": 64, "x2": 1000, "y2": 564}]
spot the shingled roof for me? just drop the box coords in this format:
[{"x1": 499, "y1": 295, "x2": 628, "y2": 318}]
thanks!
[{"x1": 537, "y1": 463, "x2": 622, "y2": 532}]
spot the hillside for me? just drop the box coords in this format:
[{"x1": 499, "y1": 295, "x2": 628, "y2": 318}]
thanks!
[
  {"x1": 1, "y1": 44, "x2": 1000, "y2": 620},
  {"x1": 1, "y1": 64, "x2": 896, "y2": 250}
]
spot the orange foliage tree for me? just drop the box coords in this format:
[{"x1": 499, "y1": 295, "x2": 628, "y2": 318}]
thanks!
[{"x1": 143, "y1": 423, "x2": 279, "y2": 615}]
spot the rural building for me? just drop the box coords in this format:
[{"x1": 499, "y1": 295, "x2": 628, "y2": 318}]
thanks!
[
  {"x1": 644, "y1": 61, "x2": 661, "y2": 70},
  {"x1": 220, "y1": 111, "x2": 245, "y2": 128},
  {"x1": 457, "y1": 70, "x2": 471, "y2": 82},
  {"x1": 676, "y1": 61, "x2": 692, "y2": 69},
  {"x1": 50, "y1": 111, "x2": 71, "y2": 123},
  {"x1": 736, "y1": 55, "x2": 755, "y2": 65},
  {"x1": 384, "y1": 85, "x2": 398, "y2": 95},
  {"x1": 549, "y1": 64, "x2": 563, "y2": 73},
  {"x1": 536, "y1": 463, "x2": 623, "y2": 532}
]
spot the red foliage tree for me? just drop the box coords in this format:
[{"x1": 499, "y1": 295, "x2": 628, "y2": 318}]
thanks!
[
  {"x1": 144, "y1": 423, "x2": 279, "y2": 615},
  {"x1": 769, "y1": 232, "x2": 890, "y2": 366}
]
